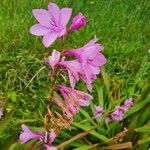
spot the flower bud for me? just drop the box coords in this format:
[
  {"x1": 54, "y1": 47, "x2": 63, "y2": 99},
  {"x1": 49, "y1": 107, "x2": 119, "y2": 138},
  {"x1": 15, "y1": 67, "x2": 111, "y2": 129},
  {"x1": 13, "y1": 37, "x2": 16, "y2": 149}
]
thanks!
[{"x1": 69, "y1": 12, "x2": 87, "y2": 32}]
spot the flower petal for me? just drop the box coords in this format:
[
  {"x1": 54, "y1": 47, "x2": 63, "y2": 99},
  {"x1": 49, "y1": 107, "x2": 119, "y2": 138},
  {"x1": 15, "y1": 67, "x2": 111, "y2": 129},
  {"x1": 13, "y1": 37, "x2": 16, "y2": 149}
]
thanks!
[
  {"x1": 91, "y1": 53, "x2": 107, "y2": 66},
  {"x1": 43, "y1": 32, "x2": 58, "y2": 47},
  {"x1": 32, "y1": 9, "x2": 52, "y2": 27},
  {"x1": 68, "y1": 70, "x2": 76, "y2": 89},
  {"x1": 30, "y1": 24, "x2": 50, "y2": 36},
  {"x1": 49, "y1": 130, "x2": 56, "y2": 144},
  {"x1": 45, "y1": 50, "x2": 60, "y2": 73},
  {"x1": 48, "y1": 3, "x2": 60, "y2": 25},
  {"x1": 59, "y1": 27, "x2": 66, "y2": 37},
  {"x1": 21, "y1": 124, "x2": 31, "y2": 133},
  {"x1": 60, "y1": 8, "x2": 72, "y2": 26},
  {"x1": 78, "y1": 99, "x2": 89, "y2": 106}
]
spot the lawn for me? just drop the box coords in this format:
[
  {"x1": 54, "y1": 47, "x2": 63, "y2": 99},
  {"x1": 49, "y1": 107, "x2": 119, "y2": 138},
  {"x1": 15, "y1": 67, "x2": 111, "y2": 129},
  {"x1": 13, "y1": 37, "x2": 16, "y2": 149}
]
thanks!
[{"x1": 0, "y1": 0, "x2": 150, "y2": 149}]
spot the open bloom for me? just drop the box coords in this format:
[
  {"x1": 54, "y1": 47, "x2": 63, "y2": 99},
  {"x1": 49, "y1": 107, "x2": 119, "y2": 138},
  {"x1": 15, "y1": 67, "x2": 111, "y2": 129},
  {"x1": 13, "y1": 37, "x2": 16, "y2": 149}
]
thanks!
[
  {"x1": 69, "y1": 12, "x2": 87, "y2": 32},
  {"x1": 53, "y1": 85, "x2": 93, "y2": 120},
  {"x1": 0, "y1": 107, "x2": 3, "y2": 119},
  {"x1": 20, "y1": 124, "x2": 43, "y2": 144},
  {"x1": 94, "y1": 105, "x2": 104, "y2": 119},
  {"x1": 30, "y1": 3, "x2": 72, "y2": 47},
  {"x1": 20, "y1": 124, "x2": 56, "y2": 149},
  {"x1": 65, "y1": 38, "x2": 107, "y2": 91}
]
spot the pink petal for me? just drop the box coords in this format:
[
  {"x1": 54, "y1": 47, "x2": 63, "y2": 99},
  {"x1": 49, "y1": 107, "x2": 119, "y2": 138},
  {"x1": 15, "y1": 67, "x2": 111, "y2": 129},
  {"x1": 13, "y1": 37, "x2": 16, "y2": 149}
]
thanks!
[
  {"x1": 68, "y1": 70, "x2": 76, "y2": 89},
  {"x1": 52, "y1": 97, "x2": 64, "y2": 108},
  {"x1": 88, "y1": 65, "x2": 100, "y2": 74},
  {"x1": 48, "y1": 3, "x2": 60, "y2": 25},
  {"x1": 79, "y1": 99, "x2": 89, "y2": 106},
  {"x1": 30, "y1": 24, "x2": 50, "y2": 36},
  {"x1": 60, "y1": 8, "x2": 72, "y2": 26},
  {"x1": 46, "y1": 50, "x2": 60, "y2": 72},
  {"x1": 32, "y1": 9, "x2": 52, "y2": 27},
  {"x1": 84, "y1": 38, "x2": 98, "y2": 48},
  {"x1": 91, "y1": 53, "x2": 107, "y2": 66},
  {"x1": 21, "y1": 124, "x2": 31, "y2": 133},
  {"x1": 59, "y1": 27, "x2": 66, "y2": 37},
  {"x1": 49, "y1": 130, "x2": 56, "y2": 144},
  {"x1": 43, "y1": 32, "x2": 58, "y2": 47}
]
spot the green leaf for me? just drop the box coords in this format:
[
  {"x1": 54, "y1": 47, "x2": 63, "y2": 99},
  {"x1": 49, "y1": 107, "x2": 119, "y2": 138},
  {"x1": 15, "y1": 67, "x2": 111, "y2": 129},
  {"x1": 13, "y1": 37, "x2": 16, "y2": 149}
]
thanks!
[
  {"x1": 57, "y1": 127, "x2": 96, "y2": 149},
  {"x1": 72, "y1": 122, "x2": 109, "y2": 142},
  {"x1": 136, "y1": 125, "x2": 150, "y2": 133},
  {"x1": 8, "y1": 142, "x2": 19, "y2": 150},
  {"x1": 79, "y1": 108, "x2": 96, "y2": 126},
  {"x1": 138, "y1": 136, "x2": 150, "y2": 145},
  {"x1": 7, "y1": 91, "x2": 17, "y2": 103},
  {"x1": 95, "y1": 81, "x2": 104, "y2": 107},
  {"x1": 74, "y1": 144, "x2": 98, "y2": 150}
]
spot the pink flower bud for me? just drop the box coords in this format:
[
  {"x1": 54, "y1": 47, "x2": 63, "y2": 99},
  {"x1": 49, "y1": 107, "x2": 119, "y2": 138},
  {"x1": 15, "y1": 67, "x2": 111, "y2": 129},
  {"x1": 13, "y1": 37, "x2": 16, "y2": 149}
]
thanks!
[{"x1": 69, "y1": 12, "x2": 87, "y2": 32}]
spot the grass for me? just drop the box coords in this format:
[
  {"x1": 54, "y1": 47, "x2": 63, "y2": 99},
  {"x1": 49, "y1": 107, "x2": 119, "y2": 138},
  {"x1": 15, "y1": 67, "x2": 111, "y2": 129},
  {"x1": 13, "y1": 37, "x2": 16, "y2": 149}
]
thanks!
[{"x1": 0, "y1": 0, "x2": 150, "y2": 149}]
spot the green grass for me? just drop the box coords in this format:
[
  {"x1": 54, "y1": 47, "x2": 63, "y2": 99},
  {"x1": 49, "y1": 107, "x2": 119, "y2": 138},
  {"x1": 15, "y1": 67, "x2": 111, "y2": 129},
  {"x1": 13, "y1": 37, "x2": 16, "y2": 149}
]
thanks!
[{"x1": 0, "y1": 0, "x2": 150, "y2": 149}]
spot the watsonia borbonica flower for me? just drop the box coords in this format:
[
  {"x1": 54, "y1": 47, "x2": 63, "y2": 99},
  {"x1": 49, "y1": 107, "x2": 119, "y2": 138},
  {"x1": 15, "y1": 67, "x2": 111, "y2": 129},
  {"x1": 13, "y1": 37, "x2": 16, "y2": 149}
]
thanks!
[
  {"x1": 30, "y1": 3, "x2": 72, "y2": 47},
  {"x1": 19, "y1": 124, "x2": 57, "y2": 149},
  {"x1": 46, "y1": 38, "x2": 107, "y2": 92},
  {"x1": 65, "y1": 38, "x2": 107, "y2": 91},
  {"x1": 52, "y1": 85, "x2": 93, "y2": 120}
]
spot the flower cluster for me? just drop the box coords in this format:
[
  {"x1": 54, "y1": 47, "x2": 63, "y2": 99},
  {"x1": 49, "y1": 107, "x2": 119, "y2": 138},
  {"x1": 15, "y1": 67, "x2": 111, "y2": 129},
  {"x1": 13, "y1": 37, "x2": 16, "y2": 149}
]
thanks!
[
  {"x1": 94, "y1": 98, "x2": 133, "y2": 124},
  {"x1": 52, "y1": 85, "x2": 93, "y2": 121},
  {"x1": 105, "y1": 98, "x2": 133, "y2": 124},
  {"x1": 20, "y1": 2, "x2": 106, "y2": 149},
  {"x1": 46, "y1": 37, "x2": 106, "y2": 91}
]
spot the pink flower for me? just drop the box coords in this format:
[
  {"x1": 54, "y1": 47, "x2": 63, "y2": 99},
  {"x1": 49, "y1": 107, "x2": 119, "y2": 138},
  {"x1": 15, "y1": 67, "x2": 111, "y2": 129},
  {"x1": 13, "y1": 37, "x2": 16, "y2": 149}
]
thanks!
[
  {"x1": 123, "y1": 98, "x2": 133, "y2": 112},
  {"x1": 110, "y1": 106, "x2": 125, "y2": 121},
  {"x1": 69, "y1": 12, "x2": 87, "y2": 32},
  {"x1": 106, "y1": 98, "x2": 133, "y2": 124},
  {"x1": 58, "y1": 59, "x2": 82, "y2": 88},
  {"x1": 20, "y1": 124, "x2": 56, "y2": 149},
  {"x1": 19, "y1": 124, "x2": 43, "y2": 144},
  {"x1": 45, "y1": 50, "x2": 61, "y2": 74},
  {"x1": 110, "y1": 99, "x2": 133, "y2": 121},
  {"x1": 94, "y1": 105, "x2": 104, "y2": 119},
  {"x1": 53, "y1": 85, "x2": 93, "y2": 120},
  {"x1": 58, "y1": 85, "x2": 92, "y2": 107},
  {"x1": 65, "y1": 38, "x2": 107, "y2": 91},
  {"x1": 30, "y1": 3, "x2": 72, "y2": 47},
  {"x1": 45, "y1": 50, "x2": 82, "y2": 88},
  {"x1": 0, "y1": 107, "x2": 3, "y2": 119}
]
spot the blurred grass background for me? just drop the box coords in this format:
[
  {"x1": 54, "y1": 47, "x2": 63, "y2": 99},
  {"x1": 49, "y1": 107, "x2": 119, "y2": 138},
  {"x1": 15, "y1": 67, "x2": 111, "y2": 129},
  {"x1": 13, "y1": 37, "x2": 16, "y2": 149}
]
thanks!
[{"x1": 0, "y1": 0, "x2": 150, "y2": 149}]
